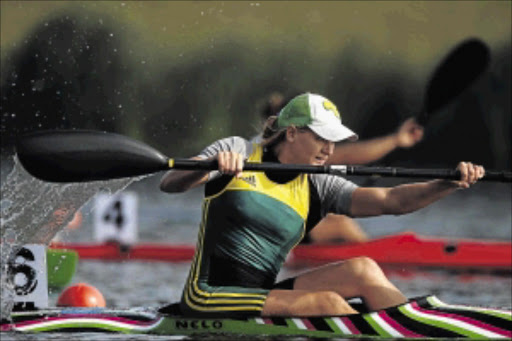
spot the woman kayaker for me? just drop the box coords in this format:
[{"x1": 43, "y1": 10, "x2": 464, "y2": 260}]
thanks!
[
  {"x1": 254, "y1": 92, "x2": 424, "y2": 244},
  {"x1": 160, "y1": 92, "x2": 484, "y2": 318}
]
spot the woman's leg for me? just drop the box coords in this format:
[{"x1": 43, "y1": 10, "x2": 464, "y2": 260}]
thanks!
[
  {"x1": 308, "y1": 214, "x2": 368, "y2": 243},
  {"x1": 262, "y1": 289, "x2": 358, "y2": 316},
  {"x1": 293, "y1": 257, "x2": 407, "y2": 310},
  {"x1": 262, "y1": 257, "x2": 406, "y2": 316}
]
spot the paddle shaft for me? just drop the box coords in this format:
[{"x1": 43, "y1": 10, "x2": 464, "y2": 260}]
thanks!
[{"x1": 169, "y1": 158, "x2": 511, "y2": 182}]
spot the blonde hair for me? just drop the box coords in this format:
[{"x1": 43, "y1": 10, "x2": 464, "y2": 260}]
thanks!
[
  {"x1": 261, "y1": 116, "x2": 287, "y2": 148},
  {"x1": 260, "y1": 116, "x2": 310, "y2": 149}
]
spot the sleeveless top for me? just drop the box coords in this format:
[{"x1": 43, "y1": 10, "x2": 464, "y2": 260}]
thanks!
[{"x1": 181, "y1": 137, "x2": 357, "y2": 317}]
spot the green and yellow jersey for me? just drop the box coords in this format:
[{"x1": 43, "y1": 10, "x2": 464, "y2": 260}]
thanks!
[{"x1": 180, "y1": 137, "x2": 357, "y2": 317}]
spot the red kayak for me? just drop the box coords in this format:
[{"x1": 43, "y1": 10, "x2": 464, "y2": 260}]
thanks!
[
  {"x1": 289, "y1": 232, "x2": 511, "y2": 271},
  {"x1": 50, "y1": 232, "x2": 511, "y2": 271}
]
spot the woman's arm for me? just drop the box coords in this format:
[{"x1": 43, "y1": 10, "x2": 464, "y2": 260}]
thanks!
[
  {"x1": 160, "y1": 156, "x2": 211, "y2": 193},
  {"x1": 328, "y1": 118, "x2": 423, "y2": 165},
  {"x1": 160, "y1": 151, "x2": 245, "y2": 193},
  {"x1": 349, "y1": 162, "x2": 485, "y2": 217}
]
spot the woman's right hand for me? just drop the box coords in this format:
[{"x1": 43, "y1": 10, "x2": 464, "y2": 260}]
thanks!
[{"x1": 216, "y1": 151, "x2": 244, "y2": 178}]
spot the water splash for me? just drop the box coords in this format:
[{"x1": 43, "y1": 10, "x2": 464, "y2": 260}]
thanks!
[{"x1": 1, "y1": 156, "x2": 135, "y2": 319}]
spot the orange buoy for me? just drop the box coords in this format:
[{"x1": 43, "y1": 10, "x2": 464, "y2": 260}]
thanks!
[{"x1": 57, "y1": 283, "x2": 106, "y2": 307}]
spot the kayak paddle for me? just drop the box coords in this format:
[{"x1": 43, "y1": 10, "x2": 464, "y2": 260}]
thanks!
[
  {"x1": 418, "y1": 38, "x2": 490, "y2": 125},
  {"x1": 15, "y1": 38, "x2": 503, "y2": 183},
  {"x1": 15, "y1": 129, "x2": 511, "y2": 182}
]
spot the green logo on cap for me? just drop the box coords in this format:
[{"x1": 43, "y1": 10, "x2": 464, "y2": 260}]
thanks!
[{"x1": 323, "y1": 100, "x2": 341, "y2": 119}]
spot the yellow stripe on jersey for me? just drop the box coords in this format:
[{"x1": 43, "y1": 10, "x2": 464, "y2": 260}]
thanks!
[
  {"x1": 183, "y1": 201, "x2": 267, "y2": 312},
  {"x1": 205, "y1": 144, "x2": 309, "y2": 220}
]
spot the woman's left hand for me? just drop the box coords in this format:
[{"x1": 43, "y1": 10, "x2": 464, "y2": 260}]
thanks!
[{"x1": 454, "y1": 162, "x2": 485, "y2": 188}]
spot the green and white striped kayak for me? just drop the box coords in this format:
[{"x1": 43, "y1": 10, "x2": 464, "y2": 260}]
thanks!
[{"x1": 1, "y1": 295, "x2": 510, "y2": 339}]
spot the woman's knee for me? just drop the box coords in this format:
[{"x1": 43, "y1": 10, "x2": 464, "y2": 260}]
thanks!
[{"x1": 342, "y1": 257, "x2": 385, "y2": 281}]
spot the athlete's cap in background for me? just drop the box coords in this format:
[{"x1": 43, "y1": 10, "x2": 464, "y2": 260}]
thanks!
[{"x1": 276, "y1": 93, "x2": 358, "y2": 142}]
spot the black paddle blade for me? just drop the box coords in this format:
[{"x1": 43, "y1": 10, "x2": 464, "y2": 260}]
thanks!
[
  {"x1": 419, "y1": 38, "x2": 490, "y2": 124},
  {"x1": 16, "y1": 130, "x2": 169, "y2": 182}
]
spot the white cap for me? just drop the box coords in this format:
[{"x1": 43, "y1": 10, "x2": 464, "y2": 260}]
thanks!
[{"x1": 277, "y1": 93, "x2": 358, "y2": 142}]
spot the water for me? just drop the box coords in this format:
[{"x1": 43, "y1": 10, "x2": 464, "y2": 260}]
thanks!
[
  {"x1": 1, "y1": 160, "x2": 511, "y2": 340},
  {"x1": 0, "y1": 158, "x2": 135, "y2": 319}
]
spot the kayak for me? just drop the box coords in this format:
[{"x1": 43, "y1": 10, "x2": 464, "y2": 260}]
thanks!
[
  {"x1": 291, "y1": 232, "x2": 512, "y2": 271},
  {"x1": 1, "y1": 295, "x2": 510, "y2": 339},
  {"x1": 50, "y1": 232, "x2": 511, "y2": 271}
]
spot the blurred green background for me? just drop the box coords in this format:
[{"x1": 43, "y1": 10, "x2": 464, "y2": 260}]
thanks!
[{"x1": 1, "y1": 1, "x2": 510, "y2": 168}]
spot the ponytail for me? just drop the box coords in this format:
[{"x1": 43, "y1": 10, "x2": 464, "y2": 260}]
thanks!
[{"x1": 261, "y1": 116, "x2": 287, "y2": 148}]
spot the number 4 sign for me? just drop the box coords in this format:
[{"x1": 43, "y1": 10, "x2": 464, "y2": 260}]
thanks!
[{"x1": 93, "y1": 192, "x2": 138, "y2": 245}]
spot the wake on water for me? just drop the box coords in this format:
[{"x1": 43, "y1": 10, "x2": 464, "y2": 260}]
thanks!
[{"x1": 0, "y1": 156, "x2": 139, "y2": 319}]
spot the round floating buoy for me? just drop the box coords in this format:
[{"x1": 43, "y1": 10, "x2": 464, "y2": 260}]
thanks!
[{"x1": 57, "y1": 283, "x2": 106, "y2": 307}]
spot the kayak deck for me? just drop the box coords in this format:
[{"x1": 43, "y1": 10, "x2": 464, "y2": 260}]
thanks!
[{"x1": 2, "y1": 295, "x2": 510, "y2": 339}]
